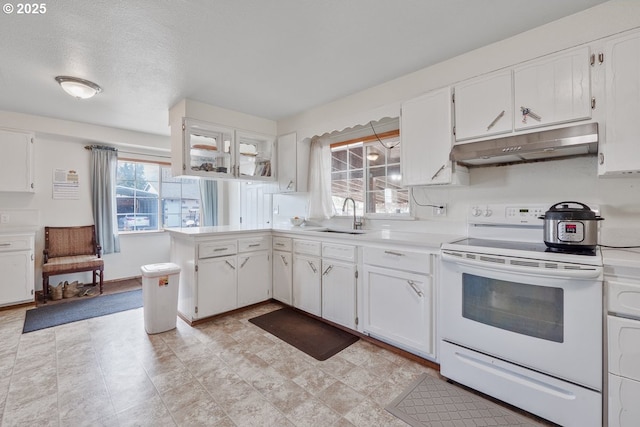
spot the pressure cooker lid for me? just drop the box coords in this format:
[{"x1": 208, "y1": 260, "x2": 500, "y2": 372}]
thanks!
[{"x1": 543, "y1": 201, "x2": 601, "y2": 220}]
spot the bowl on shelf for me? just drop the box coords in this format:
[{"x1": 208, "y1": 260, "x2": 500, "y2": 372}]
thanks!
[{"x1": 290, "y1": 217, "x2": 305, "y2": 226}]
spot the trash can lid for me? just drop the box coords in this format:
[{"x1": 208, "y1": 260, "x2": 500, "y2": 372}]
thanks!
[{"x1": 140, "y1": 262, "x2": 181, "y2": 277}]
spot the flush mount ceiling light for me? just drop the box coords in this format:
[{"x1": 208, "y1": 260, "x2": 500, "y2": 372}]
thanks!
[
  {"x1": 55, "y1": 76, "x2": 102, "y2": 99},
  {"x1": 367, "y1": 152, "x2": 380, "y2": 161}
]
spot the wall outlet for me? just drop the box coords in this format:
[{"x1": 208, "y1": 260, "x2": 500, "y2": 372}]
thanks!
[
  {"x1": 0, "y1": 214, "x2": 9, "y2": 224},
  {"x1": 433, "y1": 204, "x2": 447, "y2": 216}
]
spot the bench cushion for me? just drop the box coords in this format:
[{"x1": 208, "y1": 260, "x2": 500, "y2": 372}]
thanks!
[{"x1": 42, "y1": 255, "x2": 104, "y2": 274}]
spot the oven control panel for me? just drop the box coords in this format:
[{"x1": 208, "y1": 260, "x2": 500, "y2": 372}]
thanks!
[{"x1": 469, "y1": 204, "x2": 547, "y2": 225}]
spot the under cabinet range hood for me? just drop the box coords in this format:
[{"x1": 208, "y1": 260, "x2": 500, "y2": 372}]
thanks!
[{"x1": 450, "y1": 123, "x2": 599, "y2": 167}]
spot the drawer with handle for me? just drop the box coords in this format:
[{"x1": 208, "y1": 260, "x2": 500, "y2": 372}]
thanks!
[
  {"x1": 0, "y1": 234, "x2": 33, "y2": 252},
  {"x1": 608, "y1": 279, "x2": 640, "y2": 319},
  {"x1": 272, "y1": 236, "x2": 292, "y2": 252},
  {"x1": 293, "y1": 239, "x2": 321, "y2": 256},
  {"x1": 238, "y1": 236, "x2": 271, "y2": 253},
  {"x1": 363, "y1": 246, "x2": 431, "y2": 274},
  {"x1": 322, "y1": 243, "x2": 357, "y2": 262},
  {"x1": 198, "y1": 240, "x2": 237, "y2": 259}
]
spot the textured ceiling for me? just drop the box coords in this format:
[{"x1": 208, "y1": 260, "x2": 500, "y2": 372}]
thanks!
[{"x1": 0, "y1": 0, "x2": 608, "y2": 136}]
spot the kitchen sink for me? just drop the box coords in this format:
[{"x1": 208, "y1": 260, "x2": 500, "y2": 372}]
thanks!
[{"x1": 317, "y1": 228, "x2": 368, "y2": 235}]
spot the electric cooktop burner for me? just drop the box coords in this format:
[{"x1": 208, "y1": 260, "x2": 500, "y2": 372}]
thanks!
[
  {"x1": 452, "y1": 238, "x2": 597, "y2": 256},
  {"x1": 545, "y1": 246, "x2": 597, "y2": 256}
]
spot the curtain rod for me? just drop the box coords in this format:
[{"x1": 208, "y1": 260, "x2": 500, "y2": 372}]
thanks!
[{"x1": 84, "y1": 145, "x2": 169, "y2": 159}]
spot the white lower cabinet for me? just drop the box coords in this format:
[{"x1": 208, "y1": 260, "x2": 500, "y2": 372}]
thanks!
[
  {"x1": 608, "y1": 314, "x2": 640, "y2": 427},
  {"x1": 197, "y1": 255, "x2": 237, "y2": 318},
  {"x1": 292, "y1": 253, "x2": 321, "y2": 316},
  {"x1": 273, "y1": 250, "x2": 292, "y2": 304},
  {"x1": 606, "y1": 257, "x2": 640, "y2": 427},
  {"x1": 0, "y1": 233, "x2": 35, "y2": 306},
  {"x1": 362, "y1": 246, "x2": 434, "y2": 359},
  {"x1": 238, "y1": 251, "x2": 271, "y2": 306},
  {"x1": 609, "y1": 373, "x2": 640, "y2": 427},
  {"x1": 170, "y1": 232, "x2": 271, "y2": 323},
  {"x1": 272, "y1": 237, "x2": 293, "y2": 305},
  {"x1": 321, "y1": 242, "x2": 357, "y2": 330}
]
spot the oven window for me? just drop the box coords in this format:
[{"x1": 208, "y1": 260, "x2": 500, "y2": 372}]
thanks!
[{"x1": 462, "y1": 273, "x2": 564, "y2": 343}]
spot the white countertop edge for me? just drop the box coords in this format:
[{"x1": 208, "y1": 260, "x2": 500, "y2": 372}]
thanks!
[
  {"x1": 164, "y1": 225, "x2": 463, "y2": 249},
  {"x1": 602, "y1": 247, "x2": 640, "y2": 268}
]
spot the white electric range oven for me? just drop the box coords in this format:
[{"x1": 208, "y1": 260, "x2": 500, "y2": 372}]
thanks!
[{"x1": 440, "y1": 203, "x2": 603, "y2": 427}]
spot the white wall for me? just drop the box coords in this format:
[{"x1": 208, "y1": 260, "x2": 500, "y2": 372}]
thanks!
[
  {"x1": 274, "y1": 1, "x2": 640, "y2": 241},
  {"x1": 278, "y1": 1, "x2": 640, "y2": 138},
  {"x1": 0, "y1": 113, "x2": 172, "y2": 290}
]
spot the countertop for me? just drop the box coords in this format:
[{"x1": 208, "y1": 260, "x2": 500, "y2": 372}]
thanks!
[
  {"x1": 602, "y1": 247, "x2": 640, "y2": 269},
  {"x1": 165, "y1": 225, "x2": 463, "y2": 249},
  {"x1": 165, "y1": 225, "x2": 273, "y2": 237}
]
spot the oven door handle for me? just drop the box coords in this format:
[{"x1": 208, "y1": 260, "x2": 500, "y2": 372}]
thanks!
[{"x1": 441, "y1": 252, "x2": 602, "y2": 279}]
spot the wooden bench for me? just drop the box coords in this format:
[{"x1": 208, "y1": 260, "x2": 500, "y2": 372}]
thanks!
[{"x1": 42, "y1": 225, "x2": 104, "y2": 303}]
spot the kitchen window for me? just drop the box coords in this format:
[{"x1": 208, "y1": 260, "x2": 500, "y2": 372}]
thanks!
[
  {"x1": 116, "y1": 160, "x2": 202, "y2": 231},
  {"x1": 330, "y1": 130, "x2": 408, "y2": 216}
]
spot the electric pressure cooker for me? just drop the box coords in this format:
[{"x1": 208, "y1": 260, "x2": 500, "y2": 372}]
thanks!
[{"x1": 539, "y1": 201, "x2": 604, "y2": 251}]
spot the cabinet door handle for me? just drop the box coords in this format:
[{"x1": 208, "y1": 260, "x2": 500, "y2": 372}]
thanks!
[
  {"x1": 384, "y1": 250, "x2": 404, "y2": 257},
  {"x1": 275, "y1": 242, "x2": 285, "y2": 247},
  {"x1": 0, "y1": 243, "x2": 11, "y2": 247},
  {"x1": 307, "y1": 261, "x2": 317, "y2": 274},
  {"x1": 225, "y1": 260, "x2": 236, "y2": 270},
  {"x1": 248, "y1": 243, "x2": 261, "y2": 248},
  {"x1": 431, "y1": 164, "x2": 446, "y2": 181},
  {"x1": 240, "y1": 257, "x2": 249, "y2": 268},
  {"x1": 280, "y1": 254, "x2": 288, "y2": 266},
  {"x1": 520, "y1": 106, "x2": 541, "y2": 123},
  {"x1": 286, "y1": 180, "x2": 294, "y2": 190},
  {"x1": 214, "y1": 247, "x2": 229, "y2": 252},
  {"x1": 407, "y1": 280, "x2": 423, "y2": 297},
  {"x1": 486, "y1": 110, "x2": 505, "y2": 131},
  {"x1": 322, "y1": 265, "x2": 333, "y2": 276}
]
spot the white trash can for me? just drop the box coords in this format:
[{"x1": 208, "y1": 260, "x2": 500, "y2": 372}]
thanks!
[{"x1": 140, "y1": 262, "x2": 181, "y2": 334}]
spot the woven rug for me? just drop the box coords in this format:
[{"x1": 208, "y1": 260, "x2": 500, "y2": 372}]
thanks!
[
  {"x1": 248, "y1": 307, "x2": 359, "y2": 361},
  {"x1": 386, "y1": 373, "x2": 542, "y2": 427},
  {"x1": 23, "y1": 289, "x2": 143, "y2": 333}
]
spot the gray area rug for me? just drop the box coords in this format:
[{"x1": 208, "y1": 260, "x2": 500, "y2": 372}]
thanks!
[
  {"x1": 386, "y1": 373, "x2": 542, "y2": 427},
  {"x1": 23, "y1": 289, "x2": 143, "y2": 333}
]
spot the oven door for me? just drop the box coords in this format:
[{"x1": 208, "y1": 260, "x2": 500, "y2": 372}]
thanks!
[{"x1": 440, "y1": 251, "x2": 602, "y2": 391}]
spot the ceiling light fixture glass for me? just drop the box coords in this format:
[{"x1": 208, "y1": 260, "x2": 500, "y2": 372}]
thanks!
[
  {"x1": 55, "y1": 76, "x2": 102, "y2": 99},
  {"x1": 367, "y1": 152, "x2": 380, "y2": 161}
]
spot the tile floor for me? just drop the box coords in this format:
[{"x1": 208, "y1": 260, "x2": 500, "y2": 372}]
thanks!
[{"x1": 0, "y1": 301, "x2": 547, "y2": 427}]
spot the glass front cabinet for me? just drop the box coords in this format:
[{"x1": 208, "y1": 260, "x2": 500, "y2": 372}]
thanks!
[{"x1": 176, "y1": 118, "x2": 275, "y2": 181}]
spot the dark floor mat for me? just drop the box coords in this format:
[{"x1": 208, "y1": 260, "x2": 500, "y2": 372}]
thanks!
[
  {"x1": 23, "y1": 289, "x2": 142, "y2": 333},
  {"x1": 248, "y1": 307, "x2": 359, "y2": 361}
]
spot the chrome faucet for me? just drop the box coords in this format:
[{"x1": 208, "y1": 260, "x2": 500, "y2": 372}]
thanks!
[{"x1": 342, "y1": 197, "x2": 363, "y2": 230}]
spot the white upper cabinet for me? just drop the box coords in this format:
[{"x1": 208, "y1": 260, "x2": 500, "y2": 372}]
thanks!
[
  {"x1": 172, "y1": 118, "x2": 275, "y2": 181},
  {"x1": 276, "y1": 132, "x2": 308, "y2": 192},
  {"x1": 0, "y1": 129, "x2": 34, "y2": 192},
  {"x1": 181, "y1": 118, "x2": 235, "y2": 179},
  {"x1": 514, "y1": 46, "x2": 592, "y2": 131},
  {"x1": 454, "y1": 46, "x2": 592, "y2": 143},
  {"x1": 454, "y1": 71, "x2": 513, "y2": 141},
  {"x1": 599, "y1": 29, "x2": 640, "y2": 176},
  {"x1": 236, "y1": 131, "x2": 275, "y2": 181},
  {"x1": 401, "y1": 87, "x2": 468, "y2": 186}
]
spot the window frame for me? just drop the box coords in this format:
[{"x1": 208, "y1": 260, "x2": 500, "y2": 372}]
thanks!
[
  {"x1": 330, "y1": 129, "x2": 409, "y2": 218},
  {"x1": 115, "y1": 158, "x2": 202, "y2": 233}
]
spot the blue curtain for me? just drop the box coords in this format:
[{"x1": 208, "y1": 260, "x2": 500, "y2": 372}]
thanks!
[
  {"x1": 90, "y1": 146, "x2": 120, "y2": 254},
  {"x1": 199, "y1": 179, "x2": 218, "y2": 226}
]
